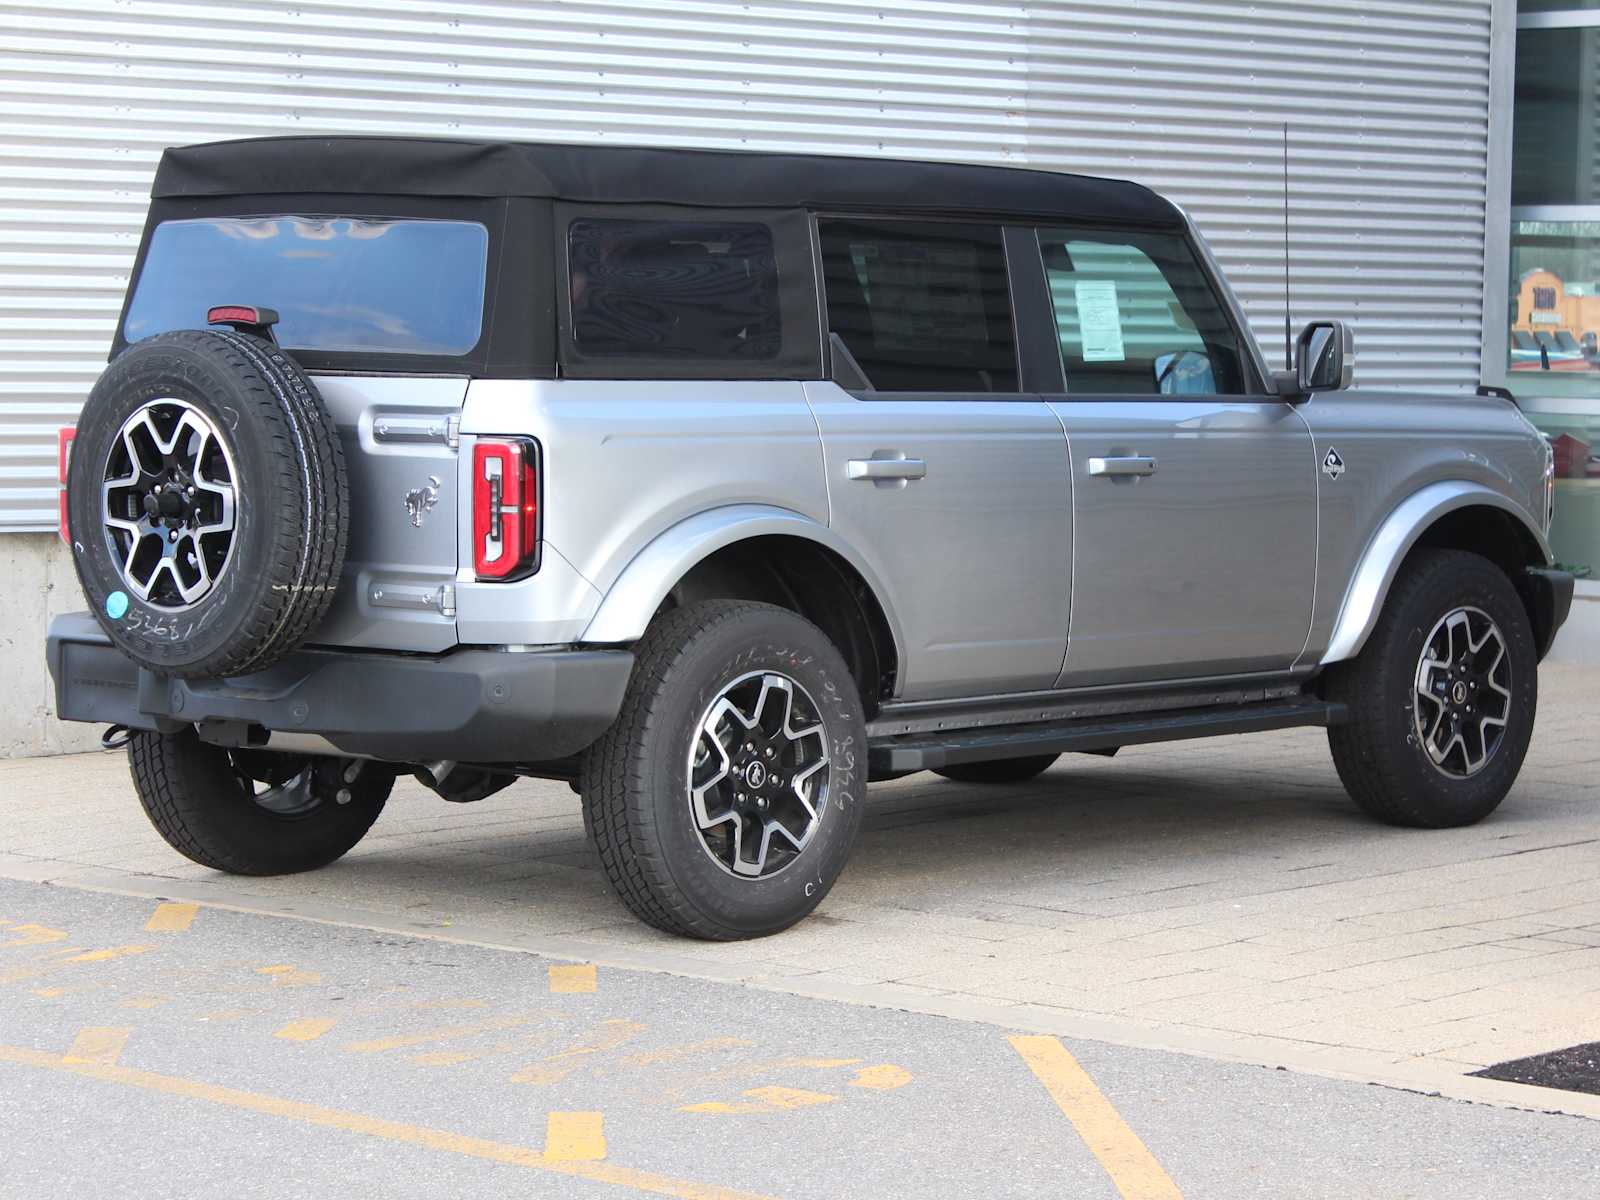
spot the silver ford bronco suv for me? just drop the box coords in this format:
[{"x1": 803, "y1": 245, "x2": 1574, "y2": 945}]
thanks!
[{"x1": 47, "y1": 137, "x2": 1574, "y2": 940}]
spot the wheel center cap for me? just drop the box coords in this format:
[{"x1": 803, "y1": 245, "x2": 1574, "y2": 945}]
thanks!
[
  {"x1": 1451, "y1": 681, "x2": 1469, "y2": 705},
  {"x1": 743, "y1": 760, "x2": 768, "y2": 790}
]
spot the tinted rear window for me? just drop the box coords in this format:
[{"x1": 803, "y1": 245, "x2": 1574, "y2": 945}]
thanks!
[
  {"x1": 568, "y1": 218, "x2": 781, "y2": 360},
  {"x1": 124, "y1": 216, "x2": 489, "y2": 355}
]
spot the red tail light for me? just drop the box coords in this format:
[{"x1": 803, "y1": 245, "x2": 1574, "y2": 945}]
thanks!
[
  {"x1": 472, "y1": 438, "x2": 540, "y2": 580},
  {"x1": 57, "y1": 426, "x2": 76, "y2": 543}
]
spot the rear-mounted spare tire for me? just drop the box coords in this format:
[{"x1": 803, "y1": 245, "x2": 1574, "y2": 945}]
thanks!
[{"x1": 66, "y1": 329, "x2": 349, "y2": 678}]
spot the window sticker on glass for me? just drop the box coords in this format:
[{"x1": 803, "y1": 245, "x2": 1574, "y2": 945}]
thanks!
[{"x1": 1074, "y1": 280, "x2": 1125, "y2": 362}]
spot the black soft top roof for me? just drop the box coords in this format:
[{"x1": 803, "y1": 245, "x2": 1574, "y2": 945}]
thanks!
[{"x1": 151, "y1": 136, "x2": 1185, "y2": 228}]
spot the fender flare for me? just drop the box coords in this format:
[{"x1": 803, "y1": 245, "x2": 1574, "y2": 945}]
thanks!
[
  {"x1": 1319, "y1": 480, "x2": 1552, "y2": 665},
  {"x1": 579, "y1": 503, "x2": 906, "y2": 661}
]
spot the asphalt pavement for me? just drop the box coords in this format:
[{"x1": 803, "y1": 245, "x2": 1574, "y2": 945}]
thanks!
[{"x1": 4, "y1": 877, "x2": 1600, "y2": 1199}]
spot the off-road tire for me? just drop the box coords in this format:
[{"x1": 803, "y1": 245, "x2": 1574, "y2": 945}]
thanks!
[
  {"x1": 1325, "y1": 549, "x2": 1537, "y2": 829},
  {"x1": 933, "y1": 754, "x2": 1060, "y2": 784},
  {"x1": 67, "y1": 329, "x2": 348, "y2": 677},
  {"x1": 579, "y1": 600, "x2": 867, "y2": 940},
  {"x1": 129, "y1": 729, "x2": 391, "y2": 875}
]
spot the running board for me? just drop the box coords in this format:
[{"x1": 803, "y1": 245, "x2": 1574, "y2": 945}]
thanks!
[{"x1": 867, "y1": 698, "x2": 1347, "y2": 776}]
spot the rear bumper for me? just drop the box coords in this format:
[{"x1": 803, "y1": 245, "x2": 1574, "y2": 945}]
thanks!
[
  {"x1": 1520, "y1": 567, "x2": 1576, "y2": 661},
  {"x1": 46, "y1": 612, "x2": 632, "y2": 763}
]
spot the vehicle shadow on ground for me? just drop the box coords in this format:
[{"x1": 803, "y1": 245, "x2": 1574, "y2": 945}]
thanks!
[{"x1": 301, "y1": 731, "x2": 1583, "y2": 943}]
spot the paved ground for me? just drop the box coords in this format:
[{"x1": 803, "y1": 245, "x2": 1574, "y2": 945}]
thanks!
[
  {"x1": 0, "y1": 663, "x2": 1597, "y2": 1124},
  {"x1": 6, "y1": 879, "x2": 1600, "y2": 1199}
]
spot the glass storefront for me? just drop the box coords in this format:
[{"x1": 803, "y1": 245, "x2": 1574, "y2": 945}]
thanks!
[{"x1": 1506, "y1": 6, "x2": 1600, "y2": 579}]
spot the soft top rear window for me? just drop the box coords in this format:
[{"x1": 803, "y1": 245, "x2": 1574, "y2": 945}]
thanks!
[{"x1": 123, "y1": 216, "x2": 489, "y2": 356}]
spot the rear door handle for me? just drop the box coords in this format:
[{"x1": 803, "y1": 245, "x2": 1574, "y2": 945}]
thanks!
[
  {"x1": 1087, "y1": 455, "x2": 1156, "y2": 477},
  {"x1": 847, "y1": 457, "x2": 927, "y2": 481}
]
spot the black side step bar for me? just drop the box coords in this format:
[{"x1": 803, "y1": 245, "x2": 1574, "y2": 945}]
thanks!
[{"x1": 867, "y1": 698, "x2": 1347, "y2": 776}]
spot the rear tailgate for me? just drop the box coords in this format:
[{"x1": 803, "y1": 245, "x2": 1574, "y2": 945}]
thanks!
[{"x1": 309, "y1": 375, "x2": 465, "y2": 652}]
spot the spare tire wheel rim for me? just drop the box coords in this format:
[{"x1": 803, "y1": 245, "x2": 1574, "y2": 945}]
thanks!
[
  {"x1": 1413, "y1": 605, "x2": 1512, "y2": 780},
  {"x1": 101, "y1": 397, "x2": 238, "y2": 609},
  {"x1": 687, "y1": 669, "x2": 832, "y2": 879}
]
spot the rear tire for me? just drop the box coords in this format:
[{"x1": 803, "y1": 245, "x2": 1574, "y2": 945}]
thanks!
[
  {"x1": 580, "y1": 600, "x2": 866, "y2": 940},
  {"x1": 933, "y1": 754, "x2": 1060, "y2": 784},
  {"x1": 129, "y1": 730, "x2": 391, "y2": 875},
  {"x1": 1325, "y1": 549, "x2": 1536, "y2": 829}
]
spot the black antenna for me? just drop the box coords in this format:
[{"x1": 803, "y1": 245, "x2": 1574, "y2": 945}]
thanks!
[{"x1": 1283, "y1": 121, "x2": 1292, "y2": 371}]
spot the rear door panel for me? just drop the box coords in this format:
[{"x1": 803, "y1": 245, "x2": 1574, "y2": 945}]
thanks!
[{"x1": 308, "y1": 375, "x2": 465, "y2": 652}]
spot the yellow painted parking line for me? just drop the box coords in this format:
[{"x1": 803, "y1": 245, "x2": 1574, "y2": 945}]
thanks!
[
  {"x1": 64, "y1": 1027, "x2": 131, "y2": 1066},
  {"x1": 549, "y1": 963, "x2": 597, "y2": 994},
  {"x1": 345, "y1": 1014, "x2": 537, "y2": 1054},
  {"x1": 275, "y1": 1018, "x2": 337, "y2": 1043},
  {"x1": 1009, "y1": 1035, "x2": 1183, "y2": 1200},
  {"x1": 848, "y1": 1064, "x2": 913, "y2": 1091},
  {"x1": 621, "y1": 1037, "x2": 753, "y2": 1068},
  {"x1": 146, "y1": 903, "x2": 199, "y2": 933},
  {"x1": 255, "y1": 964, "x2": 320, "y2": 987},
  {"x1": 511, "y1": 1019, "x2": 646, "y2": 1085},
  {"x1": 0, "y1": 1043, "x2": 776, "y2": 1200},
  {"x1": 2, "y1": 944, "x2": 152, "y2": 984},
  {"x1": 681, "y1": 1086, "x2": 838, "y2": 1115},
  {"x1": 545, "y1": 1111, "x2": 607, "y2": 1161},
  {"x1": 60, "y1": 945, "x2": 153, "y2": 964},
  {"x1": 2, "y1": 924, "x2": 68, "y2": 948}
]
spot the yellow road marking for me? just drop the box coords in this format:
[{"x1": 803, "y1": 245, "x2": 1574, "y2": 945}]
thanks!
[
  {"x1": 346, "y1": 1014, "x2": 537, "y2": 1054},
  {"x1": 0, "y1": 1043, "x2": 776, "y2": 1200},
  {"x1": 256, "y1": 964, "x2": 320, "y2": 987},
  {"x1": 61, "y1": 945, "x2": 154, "y2": 964},
  {"x1": 64, "y1": 1027, "x2": 130, "y2": 1066},
  {"x1": 145, "y1": 903, "x2": 198, "y2": 933},
  {"x1": 31, "y1": 987, "x2": 66, "y2": 998},
  {"x1": 549, "y1": 963, "x2": 598, "y2": 994},
  {"x1": 545, "y1": 1111, "x2": 607, "y2": 1161},
  {"x1": 275, "y1": 1018, "x2": 337, "y2": 1043},
  {"x1": 512, "y1": 1019, "x2": 646, "y2": 1085},
  {"x1": 621, "y1": 1038, "x2": 753, "y2": 1068},
  {"x1": 1009, "y1": 1035, "x2": 1183, "y2": 1200},
  {"x1": 2, "y1": 924, "x2": 68, "y2": 948},
  {"x1": 681, "y1": 1086, "x2": 838, "y2": 1115},
  {"x1": 119, "y1": 996, "x2": 167, "y2": 1010},
  {"x1": 849, "y1": 1064, "x2": 913, "y2": 1091},
  {"x1": 2, "y1": 944, "x2": 153, "y2": 984},
  {"x1": 411, "y1": 1050, "x2": 482, "y2": 1067}
]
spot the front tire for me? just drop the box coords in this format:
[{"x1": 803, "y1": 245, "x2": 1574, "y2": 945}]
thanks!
[
  {"x1": 129, "y1": 730, "x2": 391, "y2": 875},
  {"x1": 933, "y1": 754, "x2": 1060, "y2": 784},
  {"x1": 1326, "y1": 549, "x2": 1536, "y2": 828},
  {"x1": 580, "y1": 600, "x2": 867, "y2": 940}
]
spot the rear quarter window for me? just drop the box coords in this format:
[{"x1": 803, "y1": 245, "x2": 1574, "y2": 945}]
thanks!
[
  {"x1": 123, "y1": 216, "x2": 489, "y2": 356},
  {"x1": 569, "y1": 218, "x2": 781, "y2": 360}
]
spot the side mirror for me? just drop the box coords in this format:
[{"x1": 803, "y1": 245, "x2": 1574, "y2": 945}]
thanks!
[{"x1": 1294, "y1": 320, "x2": 1354, "y2": 393}]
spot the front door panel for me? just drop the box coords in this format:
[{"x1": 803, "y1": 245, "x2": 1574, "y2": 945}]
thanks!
[
  {"x1": 805, "y1": 382, "x2": 1071, "y2": 700},
  {"x1": 1052, "y1": 399, "x2": 1316, "y2": 686}
]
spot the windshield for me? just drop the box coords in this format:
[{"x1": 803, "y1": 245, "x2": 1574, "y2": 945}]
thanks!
[{"x1": 124, "y1": 216, "x2": 489, "y2": 355}]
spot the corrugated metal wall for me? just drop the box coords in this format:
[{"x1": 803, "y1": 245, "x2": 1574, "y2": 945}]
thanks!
[{"x1": 0, "y1": 0, "x2": 1496, "y2": 531}]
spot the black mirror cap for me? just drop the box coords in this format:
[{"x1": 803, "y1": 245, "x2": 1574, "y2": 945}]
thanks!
[{"x1": 1295, "y1": 320, "x2": 1354, "y2": 393}]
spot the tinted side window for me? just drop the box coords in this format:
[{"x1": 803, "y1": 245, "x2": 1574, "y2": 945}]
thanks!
[
  {"x1": 819, "y1": 219, "x2": 1018, "y2": 392},
  {"x1": 1038, "y1": 229, "x2": 1247, "y2": 395},
  {"x1": 568, "y1": 218, "x2": 780, "y2": 360}
]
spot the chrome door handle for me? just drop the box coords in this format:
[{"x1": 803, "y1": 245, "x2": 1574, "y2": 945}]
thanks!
[
  {"x1": 1088, "y1": 455, "x2": 1156, "y2": 477},
  {"x1": 847, "y1": 457, "x2": 927, "y2": 481}
]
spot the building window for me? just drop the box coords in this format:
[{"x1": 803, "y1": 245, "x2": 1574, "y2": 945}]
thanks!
[{"x1": 1509, "y1": 4, "x2": 1600, "y2": 579}]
